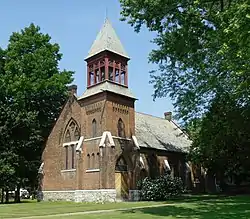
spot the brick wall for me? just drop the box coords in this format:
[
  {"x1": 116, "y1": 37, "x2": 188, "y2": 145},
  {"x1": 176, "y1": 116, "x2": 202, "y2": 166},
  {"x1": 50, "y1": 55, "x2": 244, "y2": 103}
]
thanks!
[
  {"x1": 79, "y1": 139, "x2": 101, "y2": 190},
  {"x1": 42, "y1": 96, "x2": 81, "y2": 190},
  {"x1": 105, "y1": 92, "x2": 135, "y2": 137},
  {"x1": 42, "y1": 89, "x2": 137, "y2": 192},
  {"x1": 42, "y1": 89, "x2": 188, "y2": 197}
]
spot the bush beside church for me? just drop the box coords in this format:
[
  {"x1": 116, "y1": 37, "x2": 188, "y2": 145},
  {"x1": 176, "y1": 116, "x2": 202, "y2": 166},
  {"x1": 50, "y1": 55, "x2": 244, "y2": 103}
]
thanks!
[{"x1": 138, "y1": 174, "x2": 185, "y2": 201}]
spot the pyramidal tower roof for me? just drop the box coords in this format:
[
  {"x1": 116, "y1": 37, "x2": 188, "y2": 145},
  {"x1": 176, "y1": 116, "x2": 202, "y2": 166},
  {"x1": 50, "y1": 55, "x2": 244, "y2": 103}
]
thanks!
[{"x1": 86, "y1": 18, "x2": 129, "y2": 59}]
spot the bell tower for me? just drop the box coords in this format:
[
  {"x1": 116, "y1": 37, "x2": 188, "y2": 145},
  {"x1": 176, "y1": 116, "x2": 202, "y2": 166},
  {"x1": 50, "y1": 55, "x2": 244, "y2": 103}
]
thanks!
[
  {"x1": 79, "y1": 18, "x2": 137, "y2": 192},
  {"x1": 80, "y1": 18, "x2": 136, "y2": 138},
  {"x1": 85, "y1": 18, "x2": 129, "y2": 87}
]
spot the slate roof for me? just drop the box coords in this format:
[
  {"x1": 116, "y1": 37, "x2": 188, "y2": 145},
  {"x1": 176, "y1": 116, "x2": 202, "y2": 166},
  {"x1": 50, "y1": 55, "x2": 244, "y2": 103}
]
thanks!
[
  {"x1": 78, "y1": 81, "x2": 136, "y2": 100},
  {"x1": 135, "y1": 112, "x2": 191, "y2": 153},
  {"x1": 86, "y1": 18, "x2": 129, "y2": 59}
]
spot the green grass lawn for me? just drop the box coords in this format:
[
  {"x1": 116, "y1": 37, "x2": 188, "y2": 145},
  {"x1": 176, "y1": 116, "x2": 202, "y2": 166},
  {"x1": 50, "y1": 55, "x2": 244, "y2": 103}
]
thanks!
[
  {"x1": 0, "y1": 195, "x2": 250, "y2": 219},
  {"x1": 0, "y1": 200, "x2": 163, "y2": 218}
]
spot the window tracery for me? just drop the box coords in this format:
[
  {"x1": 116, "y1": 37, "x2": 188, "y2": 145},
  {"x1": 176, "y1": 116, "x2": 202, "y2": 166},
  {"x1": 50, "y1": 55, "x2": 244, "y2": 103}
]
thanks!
[
  {"x1": 65, "y1": 130, "x2": 71, "y2": 143},
  {"x1": 74, "y1": 127, "x2": 80, "y2": 141},
  {"x1": 63, "y1": 119, "x2": 80, "y2": 170}
]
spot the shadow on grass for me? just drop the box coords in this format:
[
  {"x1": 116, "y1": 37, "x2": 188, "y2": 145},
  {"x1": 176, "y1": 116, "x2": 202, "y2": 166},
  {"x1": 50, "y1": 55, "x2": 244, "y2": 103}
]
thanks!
[
  {"x1": 168, "y1": 194, "x2": 228, "y2": 203},
  {"x1": 0, "y1": 199, "x2": 36, "y2": 205},
  {"x1": 125, "y1": 196, "x2": 250, "y2": 219}
]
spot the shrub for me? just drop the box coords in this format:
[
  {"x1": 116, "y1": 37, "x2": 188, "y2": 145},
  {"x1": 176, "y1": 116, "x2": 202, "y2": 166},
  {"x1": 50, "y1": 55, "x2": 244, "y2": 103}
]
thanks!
[{"x1": 138, "y1": 174, "x2": 185, "y2": 201}]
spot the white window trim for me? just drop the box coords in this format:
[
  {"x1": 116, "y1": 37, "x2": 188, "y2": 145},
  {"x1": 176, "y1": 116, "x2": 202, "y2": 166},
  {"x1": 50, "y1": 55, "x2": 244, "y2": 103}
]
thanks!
[
  {"x1": 63, "y1": 141, "x2": 78, "y2": 147},
  {"x1": 84, "y1": 136, "x2": 102, "y2": 142},
  {"x1": 164, "y1": 159, "x2": 171, "y2": 171},
  {"x1": 132, "y1": 136, "x2": 140, "y2": 149},
  {"x1": 139, "y1": 156, "x2": 145, "y2": 169},
  {"x1": 61, "y1": 169, "x2": 76, "y2": 173},
  {"x1": 76, "y1": 136, "x2": 84, "y2": 152},
  {"x1": 86, "y1": 168, "x2": 100, "y2": 173},
  {"x1": 63, "y1": 136, "x2": 84, "y2": 152},
  {"x1": 112, "y1": 136, "x2": 131, "y2": 140},
  {"x1": 99, "y1": 131, "x2": 115, "y2": 147}
]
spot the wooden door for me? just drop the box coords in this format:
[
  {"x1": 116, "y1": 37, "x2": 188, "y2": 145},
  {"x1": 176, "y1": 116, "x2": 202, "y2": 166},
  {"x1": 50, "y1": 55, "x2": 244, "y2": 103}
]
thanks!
[{"x1": 115, "y1": 172, "x2": 129, "y2": 200}]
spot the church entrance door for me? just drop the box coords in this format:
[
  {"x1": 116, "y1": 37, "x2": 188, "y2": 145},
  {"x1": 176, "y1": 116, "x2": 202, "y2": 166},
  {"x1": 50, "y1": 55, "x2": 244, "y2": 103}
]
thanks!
[
  {"x1": 115, "y1": 171, "x2": 129, "y2": 200},
  {"x1": 115, "y1": 156, "x2": 129, "y2": 200}
]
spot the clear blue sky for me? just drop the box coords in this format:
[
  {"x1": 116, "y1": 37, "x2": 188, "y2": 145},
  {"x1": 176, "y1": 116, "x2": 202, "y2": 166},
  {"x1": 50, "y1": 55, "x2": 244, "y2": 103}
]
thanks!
[{"x1": 0, "y1": 0, "x2": 174, "y2": 118}]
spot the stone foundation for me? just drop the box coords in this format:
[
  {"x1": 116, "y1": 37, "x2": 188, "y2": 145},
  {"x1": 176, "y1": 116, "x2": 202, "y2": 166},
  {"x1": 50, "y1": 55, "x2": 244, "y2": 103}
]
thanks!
[
  {"x1": 40, "y1": 189, "x2": 116, "y2": 203},
  {"x1": 42, "y1": 190, "x2": 75, "y2": 202},
  {"x1": 74, "y1": 189, "x2": 116, "y2": 203}
]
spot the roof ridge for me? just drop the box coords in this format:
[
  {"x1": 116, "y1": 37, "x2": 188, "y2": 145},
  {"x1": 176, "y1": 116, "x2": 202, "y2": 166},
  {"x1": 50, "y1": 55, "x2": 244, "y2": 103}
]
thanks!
[
  {"x1": 135, "y1": 111, "x2": 166, "y2": 120},
  {"x1": 136, "y1": 111, "x2": 189, "y2": 138},
  {"x1": 104, "y1": 18, "x2": 109, "y2": 49}
]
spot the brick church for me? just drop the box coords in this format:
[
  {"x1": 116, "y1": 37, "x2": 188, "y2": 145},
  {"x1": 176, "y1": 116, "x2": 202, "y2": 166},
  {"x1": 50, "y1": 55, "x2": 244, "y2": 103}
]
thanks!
[{"x1": 38, "y1": 18, "x2": 192, "y2": 202}]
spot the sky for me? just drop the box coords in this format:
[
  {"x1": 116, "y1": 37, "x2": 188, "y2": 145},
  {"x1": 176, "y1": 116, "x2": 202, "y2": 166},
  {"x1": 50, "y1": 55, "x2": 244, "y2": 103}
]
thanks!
[{"x1": 0, "y1": 0, "x2": 174, "y2": 118}]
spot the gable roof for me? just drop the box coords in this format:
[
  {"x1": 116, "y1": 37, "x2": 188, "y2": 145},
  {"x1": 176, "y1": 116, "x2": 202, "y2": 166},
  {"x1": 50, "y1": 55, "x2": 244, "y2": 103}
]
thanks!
[
  {"x1": 135, "y1": 112, "x2": 191, "y2": 153},
  {"x1": 85, "y1": 18, "x2": 129, "y2": 59}
]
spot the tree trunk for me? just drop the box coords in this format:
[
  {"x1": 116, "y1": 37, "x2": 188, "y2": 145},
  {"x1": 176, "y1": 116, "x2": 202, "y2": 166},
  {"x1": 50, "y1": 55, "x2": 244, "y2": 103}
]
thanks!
[
  {"x1": 5, "y1": 189, "x2": 9, "y2": 203},
  {"x1": 15, "y1": 185, "x2": 21, "y2": 203},
  {"x1": 1, "y1": 188, "x2": 4, "y2": 204}
]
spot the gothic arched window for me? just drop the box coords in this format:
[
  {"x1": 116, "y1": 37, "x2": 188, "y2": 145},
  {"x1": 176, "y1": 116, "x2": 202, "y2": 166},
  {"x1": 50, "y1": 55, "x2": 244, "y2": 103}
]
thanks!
[
  {"x1": 91, "y1": 153, "x2": 95, "y2": 169},
  {"x1": 74, "y1": 127, "x2": 80, "y2": 141},
  {"x1": 63, "y1": 119, "x2": 80, "y2": 170},
  {"x1": 87, "y1": 154, "x2": 90, "y2": 169},
  {"x1": 65, "y1": 146, "x2": 69, "y2": 170},
  {"x1": 92, "y1": 119, "x2": 97, "y2": 138},
  {"x1": 115, "y1": 156, "x2": 128, "y2": 172},
  {"x1": 96, "y1": 152, "x2": 100, "y2": 169},
  {"x1": 71, "y1": 144, "x2": 75, "y2": 169},
  {"x1": 63, "y1": 119, "x2": 80, "y2": 143},
  {"x1": 65, "y1": 130, "x2": 71, "y2": 143},
  {"x1": 117, "y1": 118, "x2": 125, "y2": 138}
]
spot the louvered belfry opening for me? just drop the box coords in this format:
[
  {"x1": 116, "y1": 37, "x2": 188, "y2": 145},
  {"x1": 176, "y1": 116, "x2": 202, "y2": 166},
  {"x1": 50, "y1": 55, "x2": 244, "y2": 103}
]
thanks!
[{"x1": 85, "y1": 18, "x2": 130, "y2": 88}]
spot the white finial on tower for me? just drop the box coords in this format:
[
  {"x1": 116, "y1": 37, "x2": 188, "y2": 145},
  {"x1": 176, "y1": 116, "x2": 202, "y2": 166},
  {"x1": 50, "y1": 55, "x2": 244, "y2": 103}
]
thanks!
[{"x1": 105, "y1": 7, "x2": 108, "y2": 20}]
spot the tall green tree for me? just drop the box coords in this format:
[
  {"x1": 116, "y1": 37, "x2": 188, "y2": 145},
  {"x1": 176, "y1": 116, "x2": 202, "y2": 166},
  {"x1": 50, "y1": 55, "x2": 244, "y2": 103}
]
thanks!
[
  {"x1": 0, "y1": 48, "x2": 4, "y2": 73},
  {"x1": 120, "y1": 0, "x2": 250, "y2": 186},
  {"x1": 189, "y1": 95, "x2": 250, "y2": 185},
  {"x1": 0, "y1": 48, "x2": 16, "y2": 201},
  {"x1": 0, "y1": 23, "x2": 73, "y2": 201},
  {"x1": 120, "y1": 0, "x2": 250, "y2": 122}
]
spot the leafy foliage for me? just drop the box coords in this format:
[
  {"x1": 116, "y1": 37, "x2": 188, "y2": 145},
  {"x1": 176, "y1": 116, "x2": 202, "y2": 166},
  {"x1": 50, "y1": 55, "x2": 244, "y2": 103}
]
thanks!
[
  {"x1": 120, "y1": 0, "x2": 250, "y2": 187},
  {"x1": 120, "y1": 0, "x2": 250, "y2": 122},
  {"x1": 0, "y1": 23, "x2": 73, "y2": 201},
  {"x1": 189, "y1": 95, "x2": 250, "y2": 185},
  {"x1": 138, "y1": 174, "x2": 184, "y2": 201}
]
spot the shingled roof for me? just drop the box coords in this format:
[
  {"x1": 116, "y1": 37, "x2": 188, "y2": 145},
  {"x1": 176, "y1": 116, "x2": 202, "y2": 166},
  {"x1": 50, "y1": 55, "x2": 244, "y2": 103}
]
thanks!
[
  {"x1": 135, "y1": 112, "x2": 191, "y2": 153},
  {"x1": 78, "y1": 81, "x2": 136, "y2": 100},
  {"x1": 86, "y1": 18, "x2": 129, "y2": 59}
]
